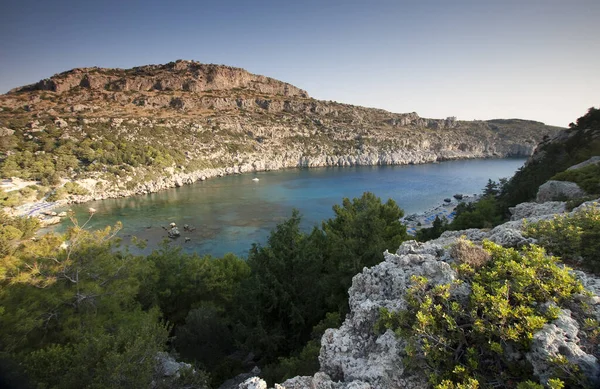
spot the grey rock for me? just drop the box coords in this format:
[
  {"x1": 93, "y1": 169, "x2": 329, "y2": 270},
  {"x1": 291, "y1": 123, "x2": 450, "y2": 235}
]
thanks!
[
  {"x1": 486, "y1": 222, "x2": 535, "y2": 247},
  {"x1": 526, "y1": 310, "x2": 600, "y2": 386},
  {"x1": 239, "y1": 377, "x2": 267, "y2": 389},
  {"x1": 536, "y1": 180, "x2": 586, "y2": 202},
  {"x1": 154, "y1": 351, "x2": 193, "y2": 378},
  {"x1": 509, "y1": 201, "x2": 566, "y2": 221}
]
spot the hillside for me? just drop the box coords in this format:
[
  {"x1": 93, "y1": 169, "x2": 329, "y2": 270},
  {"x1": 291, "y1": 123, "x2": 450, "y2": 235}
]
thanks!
[
  {"x1": 501, "y1": 107, "x2": 600, "y2": 207},
  {"x1": 0, "y1": 60, "x2": 562, "y2": 203}
]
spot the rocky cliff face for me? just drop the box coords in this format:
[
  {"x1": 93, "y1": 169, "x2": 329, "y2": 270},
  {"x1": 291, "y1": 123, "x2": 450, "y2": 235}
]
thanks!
[
  {"x1": 0, "y1": 60, "x2": 563, "y2": 202},
  {"x1": 240, "y1": 199, "x2": 600, "y2": 389},
  {"x1": 10, "y1": 60, "x2": 308, "y2": 98}
]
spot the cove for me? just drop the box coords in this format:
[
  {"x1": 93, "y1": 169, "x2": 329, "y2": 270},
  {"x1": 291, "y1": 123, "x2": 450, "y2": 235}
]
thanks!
[{"x1": 54, "y1": 158, "x2": 526, "y2": 257}]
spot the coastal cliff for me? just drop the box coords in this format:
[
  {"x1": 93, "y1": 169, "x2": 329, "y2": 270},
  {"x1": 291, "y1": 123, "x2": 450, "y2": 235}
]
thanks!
[{"x1": 0, "y1": 60, "x2": 562, "y2": 204}]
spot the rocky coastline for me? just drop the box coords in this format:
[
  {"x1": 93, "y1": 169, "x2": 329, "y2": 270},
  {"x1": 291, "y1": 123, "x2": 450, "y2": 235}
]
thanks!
[{"x1": 69, "y1": 151, "x2": 525, "y2": 204}]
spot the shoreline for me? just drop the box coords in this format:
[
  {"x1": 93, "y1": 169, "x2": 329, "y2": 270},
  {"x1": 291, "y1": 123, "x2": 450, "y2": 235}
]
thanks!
[
  {"x1": 6, "y1": 155, "x2": 519, "y2": 223},
  {"x1": 402, "y1": 194, "x2": 481, "y2": 235}
]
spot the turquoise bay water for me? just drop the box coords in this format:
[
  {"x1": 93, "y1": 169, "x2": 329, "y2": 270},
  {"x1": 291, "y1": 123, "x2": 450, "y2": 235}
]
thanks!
[{"x1": 55, "y1": 159, "x2": 526, "y2": 257}]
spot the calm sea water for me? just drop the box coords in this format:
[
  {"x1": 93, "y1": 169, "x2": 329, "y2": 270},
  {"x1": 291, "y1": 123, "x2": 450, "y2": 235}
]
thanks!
[{"x1": 54, "y1": 159, "x2": 525, "y2": 257}]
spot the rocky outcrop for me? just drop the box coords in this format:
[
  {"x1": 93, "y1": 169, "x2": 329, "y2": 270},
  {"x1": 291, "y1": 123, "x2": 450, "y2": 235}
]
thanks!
[
  {"x1": 241, "y1": 199, "x2": 600, "y2": 389},
  {"x1": 526, "y1": 310, "x2": 600, "y2": 387},
  {"x1": 509, "y1": 201, "x2": 566, "y2": 221},
  {"x1": 536, "y1": 180, "x2": 587, "y2": 202},
  {"x1": 9, "y1": 60, "x2": 308, "y2": 98}
]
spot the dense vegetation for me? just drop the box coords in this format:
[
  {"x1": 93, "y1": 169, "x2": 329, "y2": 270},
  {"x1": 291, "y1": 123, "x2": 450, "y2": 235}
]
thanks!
[
  {"x1": 524, "y1": 204, "x2": 600, "y2": 275},
  {"x1": 376, "y1": 239, "x2": 597, "y2": 389},
  {"x1": 417, "y1": 107, "x2": 600, "y2": 241},
  {"x1": 501, "y1": 107, "x2": 600, "y2": 208},
  {"x1": 0, "y1": 192, "x2": 408, "y2": 388}
]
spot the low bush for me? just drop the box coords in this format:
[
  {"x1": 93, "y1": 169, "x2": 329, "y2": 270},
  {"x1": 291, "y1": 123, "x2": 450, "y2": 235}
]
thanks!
[
  {"x1": 524, "y1": 203, "x2": 600, "y2": 274},
  {"x1": 552, "y1": 164, "x2": 600, "y2": 195},
  {"x1": 376, "y1": 241, "x2": 587, "y2": 388}
]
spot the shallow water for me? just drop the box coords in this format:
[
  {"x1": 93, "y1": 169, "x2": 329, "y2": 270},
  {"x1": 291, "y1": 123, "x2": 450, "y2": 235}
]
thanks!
[{"x1": 53, "y1": 158, "x2": 526, "y2": 257}]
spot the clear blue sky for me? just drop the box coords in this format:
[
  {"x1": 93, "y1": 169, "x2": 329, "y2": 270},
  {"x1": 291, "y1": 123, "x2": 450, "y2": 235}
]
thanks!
[{"x1": 1, "y1": 0, "x2": 598, "y2": 127}]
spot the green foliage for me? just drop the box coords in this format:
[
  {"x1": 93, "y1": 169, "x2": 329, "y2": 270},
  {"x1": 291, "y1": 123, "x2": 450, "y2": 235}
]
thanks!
[
  {"x1": 321, "y1": 192, "x2": 408, "y2": 311},
  {"x1": 501, "y1": 107, "x2": 600, "y2": 207},
  {"x1": 261, "y1": 312, "x2": 341, "y2": 385},
  {"x1": 237, "y1": 210, "x2": 329, "y2": 362},
  {"x1": 0, "y1": 214, "x2": 180, "y2": 389},
  {"x1": 524, "y1": 203, "x2": 600, "y2": 274},
  {"x1": 47, "y1": 182, "x2": 89, "y2": 201},
  {"x1": 0, "y1": 187, "x2": 27, "y2": 207},
  {"x1": 236, "y1": 193, "x2": 408, "y2": 367},
  {"x1": 417, "y1": 215, "x2": 449, "y2": 241},
  {"x1": 450, "y1": 196, "x2": 503, "y2": 230},
  {"x1": 0, "y1": 211, "x2": 39, "y2": 257},
  {"x1": 552, "y1": 163, "x2": 600, "y2": 195},
  {"x1": 140, "y1": 247, "x2": 250, "y2": 327},
  {"x1": 375, "y1": 241, "x2": 585, "y2": 388}
]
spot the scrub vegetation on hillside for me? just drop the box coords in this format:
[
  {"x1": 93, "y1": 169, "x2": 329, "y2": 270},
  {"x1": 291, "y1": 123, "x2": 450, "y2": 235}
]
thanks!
[{"x1": 417, "y1": 107, "x2": 600, "y2": 242}]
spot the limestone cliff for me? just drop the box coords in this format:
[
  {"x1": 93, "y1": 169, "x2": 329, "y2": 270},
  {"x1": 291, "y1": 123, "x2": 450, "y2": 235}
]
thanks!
[{"x1": 0, "y1": 60, "x2": 563, "y2": 202}]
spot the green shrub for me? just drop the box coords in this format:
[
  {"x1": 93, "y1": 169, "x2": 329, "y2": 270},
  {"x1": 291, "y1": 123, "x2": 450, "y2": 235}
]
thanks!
[
  {"x1": 375, "y1": 241, "x2": 585, "y2": 388},
  {"x1": 63, "y1": 182, "x2": 89, "y2": 196},
  {"x1": 524, "y1": 203, "x2": 600, "y2": 274},
  {"x1": 552, "y1": 164, "x2": 600, "y2": 195}
]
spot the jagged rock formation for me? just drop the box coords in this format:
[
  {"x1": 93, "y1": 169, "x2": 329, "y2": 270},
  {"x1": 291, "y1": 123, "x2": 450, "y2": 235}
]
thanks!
[
  {"x1": 244, "y1": 199, "x2": 600, "y2": 389},
  {"x1": 0, "y1": 60, "x2": 562, "y2": 203}
]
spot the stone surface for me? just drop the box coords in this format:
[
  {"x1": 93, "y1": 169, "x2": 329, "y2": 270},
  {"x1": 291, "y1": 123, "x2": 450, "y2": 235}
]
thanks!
[
  {"x1": 239, "y1": 377, "x2": 267, "y2": 389},
  {"x1": 536, "y1": 180, "x2": 587, "y2": 202},
  {"x1": 526, "y1": 310, "x2": 600, "y2": 387},
  {"x1": 509, "y1": 201, "x2": 567, "y2": 221},
  {"x1": 219, "y1": 367, "x2": 261, "y2": 389}
]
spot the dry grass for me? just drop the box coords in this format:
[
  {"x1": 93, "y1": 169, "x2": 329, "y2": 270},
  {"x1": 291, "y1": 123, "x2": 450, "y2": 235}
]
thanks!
[{"x1": 451, "y1": 238, "x2": 491, "y2": 268}]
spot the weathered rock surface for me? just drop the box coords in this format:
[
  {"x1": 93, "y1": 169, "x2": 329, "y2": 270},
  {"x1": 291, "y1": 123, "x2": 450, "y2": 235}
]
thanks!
[
  {"x1": 526, "y1": 310, "x2": 600, "y2": 387},
  {"x1": 10, "y1": 60, "x2": 309, "y2": 98},
  {"x1": 239, "y1": 377, "x2": 267, "y2": 389},
  {"x1": 509, "y1": 201, "x2": 566, "y2": 221},
  {"x1": 242, "y1": 199, "x2": 600, "y2": 389},
  {"x1": 536, "y1": 180, "x2": 587, "y2": 202}
]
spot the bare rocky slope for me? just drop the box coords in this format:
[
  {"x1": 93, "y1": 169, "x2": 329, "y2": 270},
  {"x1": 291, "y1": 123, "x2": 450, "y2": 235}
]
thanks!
[{"x1": 0, "y1": 60, "x2": 562, "y2": 202}]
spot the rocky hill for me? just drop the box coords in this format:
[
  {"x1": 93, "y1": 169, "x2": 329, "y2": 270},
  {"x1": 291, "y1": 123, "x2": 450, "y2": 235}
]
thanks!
[{"x1": 0, "y1": 60, "x2": 563, "y2": 202}]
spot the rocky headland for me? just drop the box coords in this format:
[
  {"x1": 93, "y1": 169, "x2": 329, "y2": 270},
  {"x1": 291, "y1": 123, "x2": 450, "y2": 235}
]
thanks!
[{"x1": 0, "y1": 60, "x2": 562, "y2": 212}]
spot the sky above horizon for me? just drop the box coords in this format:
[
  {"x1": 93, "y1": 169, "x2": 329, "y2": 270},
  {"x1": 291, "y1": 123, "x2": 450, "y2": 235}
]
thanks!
[{"x1": 1, "y1": 0, "x2": 598, "y2": 127}]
